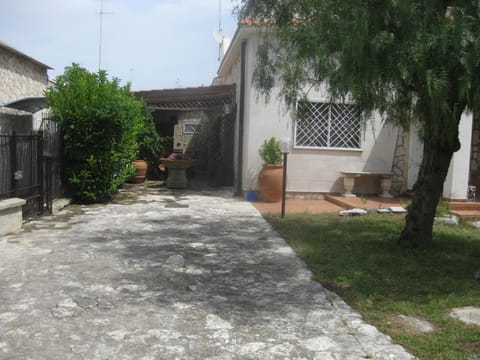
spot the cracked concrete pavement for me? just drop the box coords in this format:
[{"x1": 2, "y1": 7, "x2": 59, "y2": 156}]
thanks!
[{"x1": 0, "y1": 182, "x2": 415, "y2": 359}]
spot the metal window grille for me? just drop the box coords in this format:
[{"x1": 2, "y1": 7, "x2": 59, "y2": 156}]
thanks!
[
  {"x1": 295, "y1": 101, "x2": 361, "y2": 149},
  {"x1": 183, "y1": 123, "x2": 202, "y2": 134}
]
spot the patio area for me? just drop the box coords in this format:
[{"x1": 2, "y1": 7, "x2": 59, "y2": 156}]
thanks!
[
  {"x1": 252, "y1": 195, "x2": 410, "y2": 215},
  {"x1": 0, "y1": 182, "x2": 414, "y2": 359},
  {"x1": 251, "y1": 194, "x2": 480, "y2": 223}
]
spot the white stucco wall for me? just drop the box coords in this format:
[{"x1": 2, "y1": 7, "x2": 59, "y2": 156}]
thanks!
[
  {"x1": 216, "y1": 28, "x2": 399, "y2": 196},
  {"x1": 443, "y1": 111, "x2": 473, "y2": 200},
  {"x1": 239, "y1": 36, "x2": 398, "y2": 195}
]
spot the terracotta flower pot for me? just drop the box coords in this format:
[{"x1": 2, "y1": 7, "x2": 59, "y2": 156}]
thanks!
[
  {"x1": 258, "y1": 164, "x2": 283, "y2": 202},
  {"x1": 132, "y1": 160, "x2": 148, "y2": 183}
]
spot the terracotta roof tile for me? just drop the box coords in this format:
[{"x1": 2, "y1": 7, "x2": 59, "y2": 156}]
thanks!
[{"x1": 239, "y1": 17, "x2": 276, "y2": 26}]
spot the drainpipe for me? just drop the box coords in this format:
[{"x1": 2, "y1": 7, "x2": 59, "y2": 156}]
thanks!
[{"x1": 236, "y1": 40, "x2": 247, "y2": 196}]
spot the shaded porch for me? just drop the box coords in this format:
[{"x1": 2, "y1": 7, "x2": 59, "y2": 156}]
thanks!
[{"x1": 134, "y1": 85, "x2": 236, "y2": 187}]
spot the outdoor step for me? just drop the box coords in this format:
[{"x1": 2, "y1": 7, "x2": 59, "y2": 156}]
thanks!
[
  {"x1": 324, "y1": 195, "x2": 408, "y2": 211},
  {"x1": 450, "y1": 209, "x2": 480, "y2": 223},
  {"x1": 325, "y1": 195, "x2": 352, "y2": 209},
  {"x1": 447, "y1": 201, "x2": 480, "y2": 211}
]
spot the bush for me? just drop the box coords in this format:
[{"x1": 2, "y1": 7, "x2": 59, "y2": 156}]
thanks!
[
  {"x1": 45, "y1": 64, "x2": 148, "y2": 202},
  {"x1": 136, "y1": 112, "x2": 162, "y2": 172},
  {"x1": 259, "y1": 137, "x2": 282, "y2": 165}
]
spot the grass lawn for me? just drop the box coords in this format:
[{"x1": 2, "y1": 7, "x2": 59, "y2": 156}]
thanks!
[{"x1": 264, "y1": 212, "x2": 480, "y2": 360}]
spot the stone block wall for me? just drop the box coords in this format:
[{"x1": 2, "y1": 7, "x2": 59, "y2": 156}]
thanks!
[
  {"x1": 0, "y1": 46, "x2": 49, "y2": 104},
  {"x1": 391, "y1": 127, "x2": 410, "y2": 195},
  {"x1": 174, "y1": 112, "x2": 209, "y2": 170}
]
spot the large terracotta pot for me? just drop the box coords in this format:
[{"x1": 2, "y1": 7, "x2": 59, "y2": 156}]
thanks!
[
  {"x1": 132, "y1": 160, "x2": 148, "y2": 183},
  {"x1": 258, "y1": 164, "x2": 283, "y2": 202}
]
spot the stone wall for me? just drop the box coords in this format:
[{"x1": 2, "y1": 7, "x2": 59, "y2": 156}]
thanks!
[
  {"x1": 0, "y1": 46, "x2": 49, "y2": 104},
  {"x1": 390, "y1": 127, "x2": 410, "y2": 195},
  {"x1": 174, "y1": 112, "x2": 209, "y2": 170}
]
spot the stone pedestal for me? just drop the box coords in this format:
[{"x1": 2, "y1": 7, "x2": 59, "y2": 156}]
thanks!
[
  {"x1": 379, "y1": 176, "x2": 394, "y2": 198},
  {"x1": 342, "y1": 174, "x2": 358, "y2": 197},
  {"x1": 166, "y1": 168, "x2": 188, "y2": 188},
  {"x1": 160, "y1": 158, "x2": 193, "y2": 189},
  {"x1": 0, "y1": 198, "x2": 26, "y2": 236}
]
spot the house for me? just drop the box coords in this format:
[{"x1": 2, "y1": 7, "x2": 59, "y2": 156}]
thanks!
[
  {"x1": 212, "y1": 20, "x2": 474, "y2": 201},
  {"x1": 0, "y1": 41, "x2": 52, "y2": 133}
]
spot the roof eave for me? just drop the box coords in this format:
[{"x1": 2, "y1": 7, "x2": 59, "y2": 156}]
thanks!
[
  {"x1": 0, "y1": 41, "x2": 53, "y2": 70},
  {"x1": 215, "y1": 25, "x2": 264, "y2": 80}
]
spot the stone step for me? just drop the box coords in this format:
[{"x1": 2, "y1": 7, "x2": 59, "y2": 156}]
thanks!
[
  {"x1": 450, "y1": 209, "x2": 480, "y2": 222},
  {"x1": 324, "y1": 195, "x2": 409, "y2": 211},
  {"x1": 447, "y1": 201, "x2": 480, "y2": 211}
]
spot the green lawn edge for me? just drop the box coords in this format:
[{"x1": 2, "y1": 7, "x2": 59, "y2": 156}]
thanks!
[{"x1": 264, "y1": 213, "x2": 480, "y2": 360}]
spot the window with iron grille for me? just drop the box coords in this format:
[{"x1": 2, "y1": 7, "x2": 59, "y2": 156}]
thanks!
[
  {"x1": 183, "y1": 123, "x2": 202, "y2": 134},
  {"x1": 295, "y1": 101, "x2": 361, "y2": 150}
]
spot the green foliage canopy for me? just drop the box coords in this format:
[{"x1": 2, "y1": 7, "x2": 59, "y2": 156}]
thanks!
[
  {"x1": 240, "y1": 1, "x2": 480, "y2": 142},
  {"x1": 45, "y1": 64, "x2": 150, "y2": 202}
]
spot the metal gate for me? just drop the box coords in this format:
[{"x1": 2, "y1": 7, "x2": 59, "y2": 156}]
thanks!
[{"x1": 0, "y1": 131, "x2": 62, "y2": 219}]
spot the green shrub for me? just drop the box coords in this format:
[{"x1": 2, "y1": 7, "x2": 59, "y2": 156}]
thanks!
[
  {"x1": 259, "y1": 137, "x2": 282, "y2": 165},
  {"x1": 45, "y1": 64, "x2": 149, "y2": 202},
  {"x1": 136, "y1": 112, "x2": 162, "y2": 174}
]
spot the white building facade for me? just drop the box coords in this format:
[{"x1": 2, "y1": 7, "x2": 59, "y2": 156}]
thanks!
[{"x1": 213, "y1": 24, "x2": 473, "y2": 201}]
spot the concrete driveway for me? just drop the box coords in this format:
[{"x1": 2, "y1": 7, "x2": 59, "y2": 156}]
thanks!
[{"x1": 0, "y1": 182, "x2": 414, "y2": 359}]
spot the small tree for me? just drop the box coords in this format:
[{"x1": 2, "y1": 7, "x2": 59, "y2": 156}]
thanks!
[
  {"x1": 45, "y1": 64, "x2": 148, "y2": 202},
  {"x1": 240, "y1": 1, "x2": 480, "y2": 248},
  {"x1": 259, "y1": 137, "x2": 282, "y2": 165}
]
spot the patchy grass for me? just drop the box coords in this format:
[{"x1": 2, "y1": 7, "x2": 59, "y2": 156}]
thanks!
[{"x1": 264, "y1": 213, "x2": 480, "y2": 360}]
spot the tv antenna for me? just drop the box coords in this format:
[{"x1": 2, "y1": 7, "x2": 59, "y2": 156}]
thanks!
[
  {"x1": 98, "y1": 0, "x2": 113, "y2": 70},
  {"x1": 213, "y1": 0, "x2": 230, "y2": 61}
]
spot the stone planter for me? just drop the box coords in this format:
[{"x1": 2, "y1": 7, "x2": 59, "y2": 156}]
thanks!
[
  {"x1": 0, "y1": 198, "x2": 26, "y2": 236},
  {"x1": 160, "y1": 158, "x2": 193, "y2": 189}
]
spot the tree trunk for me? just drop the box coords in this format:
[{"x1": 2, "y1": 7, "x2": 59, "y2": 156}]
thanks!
[{"x1": 399, "y1": 128, "x2": 461, "y2": 249}]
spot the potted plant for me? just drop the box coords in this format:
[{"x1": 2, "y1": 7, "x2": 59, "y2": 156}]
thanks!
[
  {"x1": 133, "y1": 114, "x2": 161, "y2": 183},
  {"x1": 258, "y1": 137, "x2": 283, "y2": 202}
]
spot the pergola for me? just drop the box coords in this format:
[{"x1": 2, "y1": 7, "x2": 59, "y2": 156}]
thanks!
[
  {"x1": 133, "y1": 84, "x2": 235, "y2": 112},
  {"x1": 133, "y1": 84, "x2": 236, "y2": 187}
]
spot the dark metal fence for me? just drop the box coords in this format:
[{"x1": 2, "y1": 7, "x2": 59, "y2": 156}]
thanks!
[
  {"x1": 43, "y1": 131, "x2": 63, "y2": 204},
  {"x1": 0, "y1": 130, "x2": 63, "y2": 219}
]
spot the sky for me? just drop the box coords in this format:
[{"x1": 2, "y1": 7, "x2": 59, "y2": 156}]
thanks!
[{"x1": 0, "y1": 0, "x2": 239, "y2": 90}]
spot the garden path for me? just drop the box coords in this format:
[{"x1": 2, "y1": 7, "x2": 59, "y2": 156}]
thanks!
[{"x1": 0, "y1": 182, "x2": 414, "y2": 359}]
